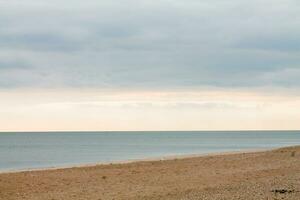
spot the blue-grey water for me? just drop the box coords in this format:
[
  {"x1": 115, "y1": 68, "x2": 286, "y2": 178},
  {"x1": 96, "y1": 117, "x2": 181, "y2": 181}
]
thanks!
[{"x1": 0, "y1": 131, "x2": 299, "y2": 171}]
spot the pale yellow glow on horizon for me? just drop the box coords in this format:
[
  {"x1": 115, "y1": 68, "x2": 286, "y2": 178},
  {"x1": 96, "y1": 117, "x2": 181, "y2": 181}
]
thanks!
[{"x1": 0, "y1": 88, "x2": 299, "y2": 131}]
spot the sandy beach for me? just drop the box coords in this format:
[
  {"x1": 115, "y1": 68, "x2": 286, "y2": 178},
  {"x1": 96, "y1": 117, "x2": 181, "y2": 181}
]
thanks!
[{"x1": 0, "y1": 146, "x2": 299, "y2": 200}]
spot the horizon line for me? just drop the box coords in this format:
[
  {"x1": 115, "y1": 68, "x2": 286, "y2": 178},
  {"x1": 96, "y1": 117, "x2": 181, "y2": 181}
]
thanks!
[{"x1": 0, "y1": 129, "x2": 299, "y2": 133}]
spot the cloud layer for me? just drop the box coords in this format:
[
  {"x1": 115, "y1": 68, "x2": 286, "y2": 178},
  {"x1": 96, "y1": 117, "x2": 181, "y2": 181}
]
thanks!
[
  {"x1": 1, "y1": 0, "x2": 300, "y2": 89},
  {"x1": 1, "y1": 89, "x2": 299, "y2": 131}
]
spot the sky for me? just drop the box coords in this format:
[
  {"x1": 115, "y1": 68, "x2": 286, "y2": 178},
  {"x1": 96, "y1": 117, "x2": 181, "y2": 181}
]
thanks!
[{"x1": 0, "y1": 0, "x2": 300, "y2": 131}]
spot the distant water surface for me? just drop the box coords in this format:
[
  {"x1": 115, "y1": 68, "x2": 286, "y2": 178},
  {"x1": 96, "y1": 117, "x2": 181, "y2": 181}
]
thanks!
[{"x1": 0, "y1": 131, "x2": 299, "y2": 171}]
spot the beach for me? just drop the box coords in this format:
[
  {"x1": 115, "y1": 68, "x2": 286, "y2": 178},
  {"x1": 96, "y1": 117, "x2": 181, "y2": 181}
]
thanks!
[{"x1": 0, "y1": 146, "x2": 299, "y2": 200}]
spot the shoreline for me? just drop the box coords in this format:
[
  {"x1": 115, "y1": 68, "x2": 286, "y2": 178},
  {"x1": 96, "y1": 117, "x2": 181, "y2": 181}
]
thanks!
[
  {"x1": 1, "y1": 145, "x2": 299, "y2": 200},
  {"x1": 0, "y1": 147, "x2": 273, "y2": 174}
]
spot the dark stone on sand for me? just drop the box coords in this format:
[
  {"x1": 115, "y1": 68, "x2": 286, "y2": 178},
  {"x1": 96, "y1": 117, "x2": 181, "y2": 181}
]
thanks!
[{"x1": 271, "y1": 189, "x2": 294, "y2": 194}]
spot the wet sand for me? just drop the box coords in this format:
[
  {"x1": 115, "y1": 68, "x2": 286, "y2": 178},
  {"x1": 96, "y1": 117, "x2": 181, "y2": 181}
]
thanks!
[{"x1": 0, "y1": 146, "x2": 300, "y2": 200}]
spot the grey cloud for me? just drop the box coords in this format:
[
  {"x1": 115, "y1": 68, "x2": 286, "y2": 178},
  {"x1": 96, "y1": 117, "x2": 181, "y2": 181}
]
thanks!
[
  {"x1": 259, "y1": 67, "x2": 300, "y2": 87},
  {"x1": 236, "y1": 36, "x2": 300, "y2": 52},
  {"x1": 0, "y1": 0, "x2": 300, "y2": 90},
  {"x1": 0, "y1": 60, "x2": 31, "y2": 70},
  {"x1": 0, "y1": 33, "x2": 80, "y2": 52}
]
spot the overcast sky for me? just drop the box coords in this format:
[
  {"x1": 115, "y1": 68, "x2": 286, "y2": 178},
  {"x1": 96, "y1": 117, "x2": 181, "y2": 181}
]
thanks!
[
  {"x1": 1, "y1": 0, "x2": 300, "y2": 90},
  {"x1": 0, "y1": 0, "x2": 299, "y2": 131}
]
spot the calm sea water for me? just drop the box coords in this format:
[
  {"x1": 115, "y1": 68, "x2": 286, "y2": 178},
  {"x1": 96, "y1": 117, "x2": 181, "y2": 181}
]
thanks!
[{"x1": 0, "y1": 131, "x2": 299, "y2": 171}]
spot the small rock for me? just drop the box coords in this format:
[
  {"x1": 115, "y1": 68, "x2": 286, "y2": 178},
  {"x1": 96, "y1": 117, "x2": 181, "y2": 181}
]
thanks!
[{"x1": 271, "y1": 189, "x2": 294, "y2": 194}]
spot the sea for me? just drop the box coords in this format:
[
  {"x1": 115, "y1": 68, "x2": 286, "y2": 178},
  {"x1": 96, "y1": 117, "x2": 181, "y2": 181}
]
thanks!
[{"x1": 0, "y1": 131, "x2": 299, "y2": 172}]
